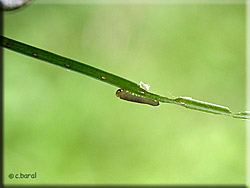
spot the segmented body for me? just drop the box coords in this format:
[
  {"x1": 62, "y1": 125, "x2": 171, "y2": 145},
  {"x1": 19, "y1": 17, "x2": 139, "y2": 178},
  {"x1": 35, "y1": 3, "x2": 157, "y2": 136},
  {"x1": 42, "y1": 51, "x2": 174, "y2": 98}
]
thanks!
[{"x1": 116, "y1": 89, "x2": 159, "y2": 106}]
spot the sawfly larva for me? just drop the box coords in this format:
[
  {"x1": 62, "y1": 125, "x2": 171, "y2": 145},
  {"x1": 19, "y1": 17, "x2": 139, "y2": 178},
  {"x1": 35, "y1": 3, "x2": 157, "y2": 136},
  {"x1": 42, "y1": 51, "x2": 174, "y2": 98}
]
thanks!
[{"x1": 116, "y1": 89, "x2": 159, "y2": 106}]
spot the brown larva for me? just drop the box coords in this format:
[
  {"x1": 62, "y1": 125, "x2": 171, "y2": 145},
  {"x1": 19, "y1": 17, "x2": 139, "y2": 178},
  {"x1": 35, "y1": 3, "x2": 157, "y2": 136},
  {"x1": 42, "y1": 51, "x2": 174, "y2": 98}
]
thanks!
[{"x1": 116, "y1": 89, "x2": 159, "y2": 106}]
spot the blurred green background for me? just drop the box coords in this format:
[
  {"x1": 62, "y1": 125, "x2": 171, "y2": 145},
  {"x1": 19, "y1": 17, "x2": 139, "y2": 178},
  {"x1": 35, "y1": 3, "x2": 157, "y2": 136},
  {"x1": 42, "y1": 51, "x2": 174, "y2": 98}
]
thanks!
[{"x1": 4, "y1": 2, "x2": 246, "y2": 185}]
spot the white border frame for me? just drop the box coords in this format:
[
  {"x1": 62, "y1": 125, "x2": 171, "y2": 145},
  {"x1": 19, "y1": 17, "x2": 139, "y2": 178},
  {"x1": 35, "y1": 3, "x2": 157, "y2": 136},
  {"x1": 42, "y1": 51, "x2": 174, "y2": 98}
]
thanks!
[
  {"x1": 8, "y1": 0, "x2": 249, "y2": 185},
  {"x1": 247, "y1": 0, "x2": 250, "y2": 186}
]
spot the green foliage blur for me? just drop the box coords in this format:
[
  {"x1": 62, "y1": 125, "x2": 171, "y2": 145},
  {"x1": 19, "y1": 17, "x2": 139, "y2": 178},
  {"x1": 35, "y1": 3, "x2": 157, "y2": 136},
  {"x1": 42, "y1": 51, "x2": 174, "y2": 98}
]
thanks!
[{"x1": 4, "y1": 2, "x2": 246, "y2": 185}]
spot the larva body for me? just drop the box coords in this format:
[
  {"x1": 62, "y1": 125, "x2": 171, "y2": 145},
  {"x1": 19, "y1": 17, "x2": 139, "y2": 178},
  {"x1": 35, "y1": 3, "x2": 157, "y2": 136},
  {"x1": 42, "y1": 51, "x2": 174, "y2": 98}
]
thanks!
[{"x1": 116, "y1": 89, "x2": 159, "y2": 106}]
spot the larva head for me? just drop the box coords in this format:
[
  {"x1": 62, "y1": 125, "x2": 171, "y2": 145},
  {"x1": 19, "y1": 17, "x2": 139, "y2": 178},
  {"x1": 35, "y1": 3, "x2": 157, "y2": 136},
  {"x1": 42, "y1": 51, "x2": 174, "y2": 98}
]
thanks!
[{"x1": 116, "y1": 89, "x2": 124, "y2": 97}]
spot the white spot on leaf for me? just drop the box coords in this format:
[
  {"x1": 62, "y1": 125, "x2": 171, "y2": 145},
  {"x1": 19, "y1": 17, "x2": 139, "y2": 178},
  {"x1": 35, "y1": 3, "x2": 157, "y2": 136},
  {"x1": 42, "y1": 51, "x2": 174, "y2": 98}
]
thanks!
[{"x1": 138, "y1": 81, "x2": 150, "y2": 91}]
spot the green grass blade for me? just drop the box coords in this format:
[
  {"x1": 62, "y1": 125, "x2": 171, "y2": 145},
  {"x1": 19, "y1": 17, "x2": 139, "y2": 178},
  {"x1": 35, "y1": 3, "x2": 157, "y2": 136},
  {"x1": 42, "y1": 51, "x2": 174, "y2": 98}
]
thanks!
[
  {"x1": 1, "y1": 36, "x2": 144, "y2": 93},
  {"x1": 1, "y1": 36, "x2": 248, "y2": 120}
]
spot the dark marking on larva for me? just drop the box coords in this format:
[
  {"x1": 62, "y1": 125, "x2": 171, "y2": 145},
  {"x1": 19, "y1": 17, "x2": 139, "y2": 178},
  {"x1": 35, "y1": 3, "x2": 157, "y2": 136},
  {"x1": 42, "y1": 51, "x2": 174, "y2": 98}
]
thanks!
[
  {"x1": 101, "y1": 76, "x2": 106, "y2": 80},
  {"x1": 65, "y1": 64, "x2": 70, "y2": 68},
  {"x1": 5, "y1": 43, "x2": 10, "y2": 47},
  {"x1": 116, "y1": 89, "x2": 159, "y2": 106}
]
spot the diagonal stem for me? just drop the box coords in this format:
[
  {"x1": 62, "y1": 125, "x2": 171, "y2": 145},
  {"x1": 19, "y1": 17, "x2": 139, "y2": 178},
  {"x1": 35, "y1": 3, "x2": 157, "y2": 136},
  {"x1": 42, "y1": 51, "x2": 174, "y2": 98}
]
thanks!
[{"x1": 1, "y1": 36, "x2": 249, "y2": 120}]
